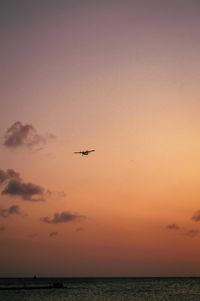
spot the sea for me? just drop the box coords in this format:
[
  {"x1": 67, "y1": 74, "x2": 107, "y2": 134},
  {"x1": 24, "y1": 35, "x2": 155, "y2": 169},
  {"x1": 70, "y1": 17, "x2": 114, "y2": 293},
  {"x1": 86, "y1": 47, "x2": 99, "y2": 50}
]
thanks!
[{"x1": 0, "y1": 277, "x2": 200, "y2": 301}]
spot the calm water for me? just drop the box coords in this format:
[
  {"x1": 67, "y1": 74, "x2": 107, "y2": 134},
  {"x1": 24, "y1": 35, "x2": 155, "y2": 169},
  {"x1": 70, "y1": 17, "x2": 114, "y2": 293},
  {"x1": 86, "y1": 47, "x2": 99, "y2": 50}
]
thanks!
[{"x1": 0, "y1": 277, "x2": 200, "y2": 301}]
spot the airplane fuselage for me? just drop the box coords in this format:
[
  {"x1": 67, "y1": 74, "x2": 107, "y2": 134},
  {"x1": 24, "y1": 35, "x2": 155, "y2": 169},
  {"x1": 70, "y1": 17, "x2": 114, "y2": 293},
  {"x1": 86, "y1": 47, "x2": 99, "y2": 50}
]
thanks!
[
  {"x1": 82, "y1": 151, "x2": 89, "y2": 155},
  {"x1": 74, "y1": 150, "x2": 95, "y2": 155}
]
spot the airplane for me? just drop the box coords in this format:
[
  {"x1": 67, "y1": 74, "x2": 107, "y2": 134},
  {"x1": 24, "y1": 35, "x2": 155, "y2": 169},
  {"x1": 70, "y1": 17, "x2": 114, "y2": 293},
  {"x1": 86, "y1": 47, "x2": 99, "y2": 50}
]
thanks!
[{"x1": 74, "y1": 150, "x2": 95, "y2": 156}]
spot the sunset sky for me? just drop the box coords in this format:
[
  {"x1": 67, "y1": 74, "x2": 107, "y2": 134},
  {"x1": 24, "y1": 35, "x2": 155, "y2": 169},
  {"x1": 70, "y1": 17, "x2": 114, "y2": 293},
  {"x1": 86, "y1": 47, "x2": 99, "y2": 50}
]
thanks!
[{"x1": 1, "y1": 0, "x2": 200, "y2": 277}]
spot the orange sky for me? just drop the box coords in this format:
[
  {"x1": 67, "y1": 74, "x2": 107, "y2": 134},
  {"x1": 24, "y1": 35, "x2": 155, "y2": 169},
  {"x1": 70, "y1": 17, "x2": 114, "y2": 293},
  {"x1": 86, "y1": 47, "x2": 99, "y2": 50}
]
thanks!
[{"x1": 1, "y1": 0, "x2": 200, "y2": 277}]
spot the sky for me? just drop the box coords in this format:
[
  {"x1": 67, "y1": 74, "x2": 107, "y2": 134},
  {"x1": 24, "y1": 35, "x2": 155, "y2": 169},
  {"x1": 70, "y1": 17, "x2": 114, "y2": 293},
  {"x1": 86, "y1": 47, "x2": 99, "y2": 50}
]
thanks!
[{"x1": 1, "y1": 0, "x2": 200, "y2": 277}]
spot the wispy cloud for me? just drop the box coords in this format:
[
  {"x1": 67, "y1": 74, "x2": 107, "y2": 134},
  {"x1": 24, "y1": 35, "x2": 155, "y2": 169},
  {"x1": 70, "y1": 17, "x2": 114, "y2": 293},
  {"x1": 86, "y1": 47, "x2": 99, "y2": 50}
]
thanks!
[
  {"x1": 0, "y1": 205, "x2": 21, "y2": 218},
  {"x1": 0, "y1": 169, "x2": 21, "y2": 184},
  {"x1": 3, "y1": 121, "x2": 55, "y2": 149},
  {"x1": 191, "y1": 210, "x2": 200, "y2": 222},
  {"x1": 41, "y1": 211, "x2": 85, "y2": 224},
  {"x1": 185, "y1": 229, "x2": 199, "y2": 238},
  {"x1": 166, "y1": 223, "x2": 180, "y2": 230}
]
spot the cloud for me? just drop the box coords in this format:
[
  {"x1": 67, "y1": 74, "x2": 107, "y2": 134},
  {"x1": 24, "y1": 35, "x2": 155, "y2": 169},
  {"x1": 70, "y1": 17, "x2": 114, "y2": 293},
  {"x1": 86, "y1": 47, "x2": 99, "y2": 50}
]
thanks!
[
  {"x1": 186, "y1": 229, "x2": 199, "y2": 238},
  {"x1": 2, "y1": 179, "x2": 45, "y2": 202},
  {"x1": 191, "y1": 210, "x2": 200, "y2": 222},
  {"x1": 0, "y1": 169, "x2": 20, "y2": 184},
  {"x1": 166, "y1": 223, "x2": 180, "y2": 230},
  {"x1": 0, "y1": 225, "x2": 5, "y2": 231},
  {"x1": 49, "y1": 231, "x2": 58, "y2": 237},
  {"x1": 3, "y1": 121, "x2": 55, "y2": 149},
  {"x1": 0, "y1": 205, "x2": 21, "y2": 218},
  {"x1": 46, "y1": 190, "x2": 66, "y2": 199},
  {"x1": 41, "y1": 211, "x2": 85, "y2": 224},
  {"x1": 0, "y1": 169, "x2": 47, "y2": 202}
]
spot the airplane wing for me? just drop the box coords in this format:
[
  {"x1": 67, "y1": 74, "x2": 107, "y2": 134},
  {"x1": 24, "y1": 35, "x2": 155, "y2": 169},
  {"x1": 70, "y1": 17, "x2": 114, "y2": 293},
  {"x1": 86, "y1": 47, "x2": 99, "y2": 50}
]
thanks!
[
  {"x1": 74, "y1": 151, "x2": 82, "y2": 154},
  {"x1": 88, "y1": 150, "x2": 95, "y2": 153}
]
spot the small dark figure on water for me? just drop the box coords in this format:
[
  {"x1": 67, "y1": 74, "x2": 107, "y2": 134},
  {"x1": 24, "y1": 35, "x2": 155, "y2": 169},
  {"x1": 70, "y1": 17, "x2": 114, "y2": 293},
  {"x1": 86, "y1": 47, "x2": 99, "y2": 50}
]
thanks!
[{"x1": 52, "y1": 281, "x2": 64, "y2": 288}]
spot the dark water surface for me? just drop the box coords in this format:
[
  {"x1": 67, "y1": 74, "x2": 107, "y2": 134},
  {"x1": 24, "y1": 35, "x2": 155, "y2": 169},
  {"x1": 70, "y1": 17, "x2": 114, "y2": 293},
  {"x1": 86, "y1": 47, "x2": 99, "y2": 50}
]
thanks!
[{"x1": 0, "y1": 277, "x2": 200, "y2": 301}]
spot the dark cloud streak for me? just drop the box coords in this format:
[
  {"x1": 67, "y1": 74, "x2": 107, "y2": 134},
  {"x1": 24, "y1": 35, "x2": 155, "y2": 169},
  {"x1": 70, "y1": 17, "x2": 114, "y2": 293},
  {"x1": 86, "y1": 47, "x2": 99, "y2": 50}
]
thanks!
[
  {"x1": 0, "y1": 205, "x2": 20, "y2": 218},
  {"x1": 41, "y1": 211, "x2": 85, "y2": 224},
  {"x1": 166, "y1": 223, "x2": 180, "y2": 230},
  {"x1": 192, "y1": 210, "x2": 200, "y2": 222}
]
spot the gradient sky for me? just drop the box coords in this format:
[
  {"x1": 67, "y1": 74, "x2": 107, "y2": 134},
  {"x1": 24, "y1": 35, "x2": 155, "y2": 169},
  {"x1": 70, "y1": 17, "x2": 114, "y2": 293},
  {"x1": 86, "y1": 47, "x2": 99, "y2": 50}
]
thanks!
[{"x1": 1, "y1": 0, "x2": 200, "y2": 277}]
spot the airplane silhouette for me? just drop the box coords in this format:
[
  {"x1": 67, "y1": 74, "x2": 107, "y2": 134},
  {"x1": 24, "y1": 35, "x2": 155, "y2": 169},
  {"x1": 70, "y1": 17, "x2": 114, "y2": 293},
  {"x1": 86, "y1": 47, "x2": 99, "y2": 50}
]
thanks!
[{"x1": 74, "y1": 150, "x2": 95, "y2": 156}]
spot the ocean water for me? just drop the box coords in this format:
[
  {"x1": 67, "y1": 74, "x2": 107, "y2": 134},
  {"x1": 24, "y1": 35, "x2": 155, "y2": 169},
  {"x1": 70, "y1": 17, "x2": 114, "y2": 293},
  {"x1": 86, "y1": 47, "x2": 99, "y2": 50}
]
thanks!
[{"x1": 0, "y1": 277, "x2": 200, "y2": 301}]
